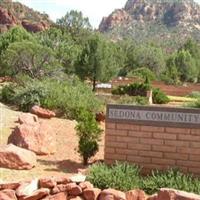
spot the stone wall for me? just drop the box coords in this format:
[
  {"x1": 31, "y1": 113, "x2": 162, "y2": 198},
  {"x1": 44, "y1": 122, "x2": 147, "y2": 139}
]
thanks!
[{"x1": 105, "y1": 105, "x2": 200, "y2": 175}]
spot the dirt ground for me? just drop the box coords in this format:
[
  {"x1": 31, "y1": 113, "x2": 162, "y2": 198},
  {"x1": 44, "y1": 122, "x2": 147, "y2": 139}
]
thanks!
[{"x1": 0, "y1": 103, "x2": 105, "y2": 182}]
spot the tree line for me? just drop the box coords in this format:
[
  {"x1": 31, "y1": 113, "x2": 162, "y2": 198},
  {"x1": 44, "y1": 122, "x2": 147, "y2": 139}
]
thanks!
[{"x1": 0, "y1": 10, "x2": 200, "y2": 90}]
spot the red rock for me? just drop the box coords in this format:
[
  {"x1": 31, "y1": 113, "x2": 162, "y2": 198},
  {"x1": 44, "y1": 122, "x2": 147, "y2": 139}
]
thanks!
[
  {"x1": 83, "y1": 188, "x2": 101, "y2": 200},
  {"x1": 18, "y1": 188, "x2": 50, "y2": 200},
  {"x1": 39, "y1": 177, "x2": 57, "y2": 189},
  {"x1": 0, "y1": 181, "x2": 20, "y2": 190},
  {"x1": 22, "y1": 20, "x2": 48, "y2": 33},
  {"x1": 146, "y1": 194, "x2": 158, "y2": 200},
  {"x1": 54, "y1": 177, "x2": 71, "y2": 185},
  {"x1": 158, "y1": 188, "x2": 200, "y2": 200},
  {"x1": 31, "y1": 105, "x2": 55, "y2": 119},
  {"x1": 0, "y1": 189, "x2": 17, "y2": 200},
  {"x1": 126, "y1": 189, "x2": 147, "y2": 200},
  {"x1": 18, "y1": 113, "x2": 39, "y2": 126},
  {"x1": 69, "y1": 196, "x2": 83, "y2": 200},
  {"x1": 79, "y1": 181, "x2": 93, "y2": 190},
  {"x1": 99, "y1": 189, "x2": 125, "y2": 200},
  {"x1": 43, "y1": 192, "x2": 68, "y2": 200},
  {"x1": 0, "y1": 144, "x2": 36, "y2": 170},
  {"x1": 66, "y1": 183, "x2": 82, "y2": 196},
  {"x1": 51, "y1": 184, "x2": 68, "y2": 194},
  {"x1": 8, "y1": 122, "x2": 56, "y2": 155}
]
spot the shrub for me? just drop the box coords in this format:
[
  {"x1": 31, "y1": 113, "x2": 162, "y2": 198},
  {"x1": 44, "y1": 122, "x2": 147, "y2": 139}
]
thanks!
[
  {"x1": 0, "y1": 84, "x2": 16, "y2": 104},
  {"x1": 75, "y1": 110, "x2": 102, "y2": 165},
  {"x1": 117, "y1": 95, "x2": 148, "y2": 105},
  {"x1": 141, "y1": 169, "x2": 200, "y2": 195},
  {"x1": 188, "y1": 91, "x2": 200, "y2": 99},
  {"x1": 152, "y1": 88, "x2": 170, "y2": 104},
  {"x1": 112, "y1": 82, "x2": 151, "y2": 97},
  {"x1": 87, "y1": 162, "x2": 140, "y2": 191}
]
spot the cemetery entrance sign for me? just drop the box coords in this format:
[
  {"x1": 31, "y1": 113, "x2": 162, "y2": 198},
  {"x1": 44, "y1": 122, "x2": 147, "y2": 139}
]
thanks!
[{"x1": 105, "y1": 104, "x2": 200, "y2": 175}]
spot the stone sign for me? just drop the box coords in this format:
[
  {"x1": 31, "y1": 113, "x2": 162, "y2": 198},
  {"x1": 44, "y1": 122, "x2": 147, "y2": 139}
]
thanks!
[{"x1": 107, "y1": 104, "x2": 200, "y2": 128}]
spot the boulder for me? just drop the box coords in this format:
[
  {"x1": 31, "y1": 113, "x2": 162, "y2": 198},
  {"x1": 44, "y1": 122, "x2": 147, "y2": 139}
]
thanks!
[
  {"x1": 79, "y1": 181, "x2": 93, "y2": 190},
  {"x1": 51, "y1": 184, "x2": 68, "y2": 194},
  {"x1": 42, "y1": 192, "x2": 68, "y2": 200},
  {"x1": 157, "y1": 188, "x2": 200, "y2": 200},
  {"x1": 83, "y1": 188, "x2": 101, "y2": 200},
  {"x1": 19, "y1": 188, "x2": 50, "y2": 200},
  {"x1": 18, "y1": 113, "x2": 39, "y2": 126},
  {"x1": 39, "y1": 177, "x2": 57, "y2": 189},
  {"x1": 66, "y1": 183, "x2": 82, "y2": 196},
  {"x1": 99, "y1": 189, "x2": 125, "y2": 200},
  {"x1": 126, "y1": 189, "x2": 147, "y2": 200},
  {"x1": 0, "y1": 181, "x2": 20, "y2": 190},
  {"x1": 0, "y1": 144, "x2": 36, "y2": 170},
  {"x1": 0, "y1": 189, "x2": 17, "y2": 200},
  {"x1": 54, "y1": 176, "x2": 71, "y2": 185},
  {"x1": 8, "y1": 122, "x2": 56, "y2": 155},
  {"x1": 31, "y1": 105, "x2": 55, "y2": 119}
]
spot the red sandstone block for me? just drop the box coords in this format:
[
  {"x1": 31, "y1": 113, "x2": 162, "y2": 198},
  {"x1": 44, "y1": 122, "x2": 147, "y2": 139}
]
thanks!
[
  {"x1": 177, "y1": 147, "x2": 200, "y2": 155},
  {"x1": 165, "y1": 127, "x2": 190, "y2": 134},
  {"x1": 116, "y1": 123, "x2": 140, "y2": 131},
  {"x1": 152, "y1": 158, "x2": 176, "y2": 165},
  {"x1": 153, "y1": 132, "x2": 176, "y2": 140},
  {"x1": 128, "y1": 131, "x2": 152, "y2": 138},
  {"x1": 189, "y1": 155, "x2": 200, "y2": 161},
  {"x1": 178, "y1": 134, "x2": 200, "y2": 141},
  {"x1": 116, "y1": 148, "x2": 138, "y2": 155},
  {"x1": 164, "y1": 153, "x2": 188, "y2": 160},
  {"x1": 117, "y1": 136, "x2": 139, "y2": 143},
  {"x1": 105, "y1": 153, "x2": 126, "y2": 161},
  {"x1": 108, "y1": 142, "x2": 127, "y2": 148},
  {"x1": 106, "y1": 129, "x2": 127, "y2": 136},
  {"x1": 139, "y1": 150, "x2": 163, "y2": 158},
  {"x1": 164, "y1": 140, "x2": 189, "y2": 147},
  {"x1": 106, "y1": 123, "x2": 116, "y2": 129},
  {"x1": 177, "y1": 160, "x2": 200, "y2": 168},
  {"x1": 190, "y1": 129, "x2": 200, "y2": 135},
  {"x1": 140, "y1": 138, "x2": 163, "y2": 145},
  {"x1": 105, "y1": 136, "x2": 116, "y2": 142},
  {"x1": 190, "y1": 142, "x2": 200, "y2": 148},
  {"x1": 141, "y1": 126, "x2": 164, "y2": 132},
  {"x1": 105, "y1": 147, "x2": 115, "y2": 154},
  {"x1": 127, "y1": 155, "x2": 151, "y2": 164},
  {"x1": 152, "y1": 145, "x2": 176, "y2": 153},
  {"x1": 128, "y1": 143, "x2": 151, "y2": 151},
  {"x1": 188, "y1": 167, "x2": 200, "y2": 174}
]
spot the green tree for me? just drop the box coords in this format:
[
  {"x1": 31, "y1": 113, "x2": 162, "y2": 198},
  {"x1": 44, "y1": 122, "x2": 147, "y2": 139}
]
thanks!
[
  {"x1": 175, "y1": 50, "x2": 198, "y2": 82},
  {"x1": 75, "y1": 33, "x2": 120, "y2": 91},
  {"x1": 2, "y1": 41, "x2": 59, "y2": 78},
  {"x1": 56, "y1": 10, "x2": 92, "y2": 37}
]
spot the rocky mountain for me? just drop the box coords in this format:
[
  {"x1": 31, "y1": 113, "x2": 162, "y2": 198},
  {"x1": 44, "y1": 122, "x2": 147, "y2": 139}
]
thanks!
[
  {"x1": 99, "y1": 0, "x2": 200, "y2": 47},
  {"x1": 0, "y1": 0, "x2": 52, "y2": 33}
]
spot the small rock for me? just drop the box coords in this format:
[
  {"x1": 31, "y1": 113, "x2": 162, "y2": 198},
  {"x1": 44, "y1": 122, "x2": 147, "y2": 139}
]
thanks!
[
  {"x1": 54, "y1": 177, "x2": 71, "y2": 185},
  {"x1": 126, "y1": 189, "x2": 147, "y2": 200},
  {"x1": 47, "y1": 192, "x2": 68, "y2": 200},
  {"x1": 83, "y1": 188, "x2": 101, "y2": 200},
  {"x1": 79, "y1": 181, "x2": 93, "y2": 190},
  {"x1": 39, "y1": 177, "x2": 57, "y2": 189},
  {"x1": 0, "y1": 181, "x2": 20, "y2": 190},
  {"x1": 66, "y1": 183, "x2": 82, "y2": 196},
  {"x1": 18, "y1": 113, "x2": 39, "y2": 126},
  {"x1": 0, "y1": 189, "x2": 17, "y2": 200},
  {"x1": 31, "y1": 105, "x2": 55, "y2": 119},
  {"x1": 51, "y1": 184, "x2": 68, "y2": 194},
  {"x1": 99, "y1": 188, "x2": 125, "y2": 200},
  {"x1": 0, "y1": 144, "x2": 36, "y2": 170}
]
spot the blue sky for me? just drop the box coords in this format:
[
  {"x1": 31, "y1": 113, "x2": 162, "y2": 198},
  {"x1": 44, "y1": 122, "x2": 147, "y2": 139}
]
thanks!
[{"x1": 14, "y1": 0, "x2": 200, "y2": 28}]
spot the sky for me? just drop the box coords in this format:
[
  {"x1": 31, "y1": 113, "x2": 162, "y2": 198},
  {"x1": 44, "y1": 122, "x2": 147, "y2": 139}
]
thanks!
[{"x1": 14, "y1": 0, "x2": 200, "y2": 28}]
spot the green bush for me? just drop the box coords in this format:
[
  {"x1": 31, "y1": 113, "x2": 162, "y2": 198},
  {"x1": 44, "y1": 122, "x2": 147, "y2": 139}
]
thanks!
[
  {"x1": 112, "y1": 82, "x2": 151, "y2": 97},
  {"x1": 142, "y1": 169, "x2": 200, "y2": 195},
  {"x1": 75, "y1": 110, "x2": 102, "y2": 165},
  {"x1": 1, "y1": 77, "x2": 102, "y2": 119},
  {"x1": 188, "y1": 91, "x2": 200, "y2": 99},
  {"x1": 152, "y1": 88, "x2": 170, "y2": 104},
  {"x1": 117, "y1": 95, "x2": 148, "y2": 105},
  {"x1": 0, "y1": 84, "x2": 15, "y2": 104},
  {"x1": 87, "y1": 162, "x2": 140, "y2": 191}
]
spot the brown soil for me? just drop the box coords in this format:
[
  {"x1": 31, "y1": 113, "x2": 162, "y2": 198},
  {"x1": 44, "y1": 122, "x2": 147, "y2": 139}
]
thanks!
[{"x1": 0, "y1": 103, "x2": 105, "y2": 182}]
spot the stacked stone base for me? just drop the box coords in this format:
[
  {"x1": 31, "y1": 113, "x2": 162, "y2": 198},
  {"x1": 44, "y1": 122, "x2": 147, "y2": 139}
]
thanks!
[{"x1": 0, "y1": 176, "x2": 200, "y2": 200}]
